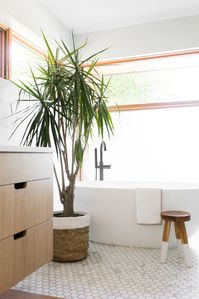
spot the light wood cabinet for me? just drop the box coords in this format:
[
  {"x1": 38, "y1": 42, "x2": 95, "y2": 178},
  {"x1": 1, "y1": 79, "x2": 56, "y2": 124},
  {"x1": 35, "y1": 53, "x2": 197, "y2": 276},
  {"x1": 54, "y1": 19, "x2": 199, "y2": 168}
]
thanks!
[
  {"x1": 0, "y1": 147, "x2": 53, "y2": 294},
  {"x1": 0, "y1": 152, "x2": 52, "y2": 185}
]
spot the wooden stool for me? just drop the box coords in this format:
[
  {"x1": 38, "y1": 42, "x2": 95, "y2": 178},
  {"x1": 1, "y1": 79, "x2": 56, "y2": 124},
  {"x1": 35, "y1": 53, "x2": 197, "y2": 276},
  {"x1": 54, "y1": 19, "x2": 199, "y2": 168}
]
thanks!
[{"x1": 160, "y1": 211, "x2": 192, "y2": 267}]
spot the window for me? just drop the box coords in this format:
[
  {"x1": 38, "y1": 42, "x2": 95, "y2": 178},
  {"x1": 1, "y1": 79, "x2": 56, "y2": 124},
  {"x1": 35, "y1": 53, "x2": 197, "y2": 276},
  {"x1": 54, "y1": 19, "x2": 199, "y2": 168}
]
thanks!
[
  {"x1": 11, "y1": 32, "x2": 45, "y2": 82},
  {"x1": 0, "y1": 26, "x2": 11, "y2": 79},
  {"x1": 0, "y1": 26, "x2": 45, "y2": 81},
  {"x1": 96, "y1": 51, "x2": 199, "y2": 110}
]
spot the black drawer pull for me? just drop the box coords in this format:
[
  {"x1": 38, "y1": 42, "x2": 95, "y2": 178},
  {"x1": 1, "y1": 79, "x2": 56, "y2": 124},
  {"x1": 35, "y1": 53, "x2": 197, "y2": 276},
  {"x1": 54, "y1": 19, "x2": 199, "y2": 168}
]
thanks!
[
  {"x1": 14, "y1": 182, "x2": 27, "y2": 190},
  {"x1": 14, "y1": 230, "x2": 26, "y2": 240}
]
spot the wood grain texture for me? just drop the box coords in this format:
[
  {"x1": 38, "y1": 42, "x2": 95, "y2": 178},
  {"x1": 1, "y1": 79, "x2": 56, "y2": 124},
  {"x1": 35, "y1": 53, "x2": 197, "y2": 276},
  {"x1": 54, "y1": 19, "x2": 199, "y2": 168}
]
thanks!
[
  {"x1": 0, "y1": 221, "x2": 53, "y2": 294},
  {"x1": 108, "y1": 100, "x2": 199, "y2": 112},
  {"x1": 162, "y1": 221, "x2": 171, "y2": 242},
  {"x1": 0, "y1": 150, "x2": 53, "y2": 294},
  {"x1": 25, "y1": 220, "x2": 53, "y2": 276},
  {"x1": 161, "y1": 211, "x2": 190, "y2": 244},
  {"x1": 0, "y1": 27, "x2": 11, "y2": 79},
  {"x1": 5, "y1": 28, "x2": 11, "y2": 79},
  {"x1": 161, "y1": 211, "x2": 191, "y2": 222},
  {"x1": 178, "y1": 222, "x2": 188, "y2": 244},
  {"x1": 174, "y1": 222, "x2": 181, "y2": 240},
  {"x1": 12, "y1": 31, "x2": 46, "y2": 58},
  {"x1": 0, "y1": 29, "x2": 5, "y2": 78},
  {"x1": 0, "y1": 153, "x2": 53, "y2": 186},
  {"x1": 86, "y1": 48, "x2": 199, "y2": 67},
  {"x1": 0, "y1": 229, "x2": 26, "y2": 293},
  {"x1": 0, "y1": 179, "x2": 53, "y2": 240},
  {"x1": 0, "y1": 290, "x2": 62, "y2": 299}
]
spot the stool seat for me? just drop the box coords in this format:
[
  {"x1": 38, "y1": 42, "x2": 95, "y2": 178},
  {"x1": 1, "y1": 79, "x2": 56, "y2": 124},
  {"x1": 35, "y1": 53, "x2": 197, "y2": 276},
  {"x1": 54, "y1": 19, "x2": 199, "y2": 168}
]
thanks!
[
  {"x1": 161, "y1": 211, "x2": 191, "y2": 222},
  {"x1": 160, "y1": 210, "x2": 192, "y2": 267}
]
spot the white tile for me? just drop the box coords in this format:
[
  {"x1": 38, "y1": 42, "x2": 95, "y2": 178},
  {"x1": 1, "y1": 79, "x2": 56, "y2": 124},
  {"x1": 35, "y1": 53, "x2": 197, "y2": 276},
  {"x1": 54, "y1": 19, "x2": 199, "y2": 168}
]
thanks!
[{"x1": 14, "y1": 242, "x2": 199, "y2": 299}]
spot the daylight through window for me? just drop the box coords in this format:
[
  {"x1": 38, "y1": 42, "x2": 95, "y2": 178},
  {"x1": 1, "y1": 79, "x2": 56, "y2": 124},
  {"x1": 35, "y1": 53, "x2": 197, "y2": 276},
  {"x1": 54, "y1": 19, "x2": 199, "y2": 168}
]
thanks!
[{"x1": 96, "y1": 52, "x2": 199, "y2": 110}]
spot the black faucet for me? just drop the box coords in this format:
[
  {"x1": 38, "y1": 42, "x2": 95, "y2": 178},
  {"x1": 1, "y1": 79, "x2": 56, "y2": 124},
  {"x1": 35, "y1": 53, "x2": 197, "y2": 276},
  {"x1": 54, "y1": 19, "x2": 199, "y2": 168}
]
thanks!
[{"x1": 95, "y1": 141, "x2": 111, "y2": 180}]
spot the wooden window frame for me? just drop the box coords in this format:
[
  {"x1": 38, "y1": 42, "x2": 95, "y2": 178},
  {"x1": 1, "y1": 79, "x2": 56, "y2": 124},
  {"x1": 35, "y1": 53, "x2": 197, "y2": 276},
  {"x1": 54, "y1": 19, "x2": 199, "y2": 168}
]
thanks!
[
  {"x1": 0, "y1": 24, "x2": 45, "y2": 79},
  {"x1": 94, "y1": 49, "x2": 199, "y2": 112},
  {"x1": 12, "y1": 31, "x2": 46, "y2": 58},
  {"x1": 0, "y1": 24, "x2": 11, "y2": 79},
  {"x1": 10, "y1": 30, "x2": 46, "y2": 81}
]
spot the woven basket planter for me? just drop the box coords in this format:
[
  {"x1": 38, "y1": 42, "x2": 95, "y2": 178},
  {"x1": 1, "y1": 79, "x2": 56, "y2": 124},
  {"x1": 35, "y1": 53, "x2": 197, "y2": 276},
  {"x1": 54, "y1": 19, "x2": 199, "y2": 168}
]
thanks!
[{"x1": 53, "y1": 212, "x2": 89, "y2": 262}]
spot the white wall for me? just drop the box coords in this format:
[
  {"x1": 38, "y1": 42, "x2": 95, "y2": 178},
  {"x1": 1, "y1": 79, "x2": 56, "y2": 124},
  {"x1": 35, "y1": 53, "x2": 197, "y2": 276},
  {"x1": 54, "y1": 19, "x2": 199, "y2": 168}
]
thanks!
[
  {"x1": 0, "y1": 78, "x2": 26, "y2": 145},
  {"x1": 0, "y1": 0, "x2": 72, "y2": 48},
  {"x1": 76, "y1": 15, "x2": 199, "y2": 183},
  {"x1": 0, "y1": 0, "x2": 72, "y2": 145},
  {"x1": 1, "y1": 10, "x2": 199, "y2": 195},
  {"x1": 82, "y1": 107, "x2": 199, "y2": 183},
  {"x1": 76, "y1": 15, "x2": 199, "y2": 60}
]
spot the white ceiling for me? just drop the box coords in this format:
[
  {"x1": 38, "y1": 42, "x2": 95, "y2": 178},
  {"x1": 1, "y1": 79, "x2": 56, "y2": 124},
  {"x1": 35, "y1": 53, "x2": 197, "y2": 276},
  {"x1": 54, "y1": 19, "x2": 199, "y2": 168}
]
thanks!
[{"x1": 41, "y1": 0, "x2": 199, "y2": 34}]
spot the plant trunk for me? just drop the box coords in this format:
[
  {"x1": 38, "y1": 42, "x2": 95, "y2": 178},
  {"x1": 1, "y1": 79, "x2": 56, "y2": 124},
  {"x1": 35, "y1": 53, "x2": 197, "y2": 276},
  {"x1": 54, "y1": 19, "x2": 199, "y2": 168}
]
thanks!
[{"x1": 62, "y1": 177, "x2": 76, "y2": 217}]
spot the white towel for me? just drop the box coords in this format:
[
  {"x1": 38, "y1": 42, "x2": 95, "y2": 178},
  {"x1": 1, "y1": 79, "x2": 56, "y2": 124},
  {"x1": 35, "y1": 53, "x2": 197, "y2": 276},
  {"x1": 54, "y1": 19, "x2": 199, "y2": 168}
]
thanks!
[{"x1": 136, "y1": 188, "x2": 162, "y2": 224}]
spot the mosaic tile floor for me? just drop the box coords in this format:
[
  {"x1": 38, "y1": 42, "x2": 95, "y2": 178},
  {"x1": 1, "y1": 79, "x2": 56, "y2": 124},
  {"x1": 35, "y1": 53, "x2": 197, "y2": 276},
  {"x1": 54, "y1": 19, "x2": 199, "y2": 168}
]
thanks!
[{"x1": 15, "y1": 242, "x2": 199, "y2": 299}]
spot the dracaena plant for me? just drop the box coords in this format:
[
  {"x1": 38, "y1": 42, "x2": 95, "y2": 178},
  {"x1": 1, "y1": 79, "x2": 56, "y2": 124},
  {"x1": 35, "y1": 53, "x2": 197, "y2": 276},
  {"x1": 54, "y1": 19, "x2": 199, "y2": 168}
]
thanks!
[{"x1": 11, "y1": 34, "x2": 113, "y2": 217}]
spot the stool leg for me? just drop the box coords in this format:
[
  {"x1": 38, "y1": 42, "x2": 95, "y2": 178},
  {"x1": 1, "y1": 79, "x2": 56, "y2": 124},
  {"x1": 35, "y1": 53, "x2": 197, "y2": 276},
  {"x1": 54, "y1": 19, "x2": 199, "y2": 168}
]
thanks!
[
  {"x1": 178, "y1": 222, "x2": 192, "y2": 268},
  {"x1": 174, "y1": 222, "x2": 184, "y2": 258},
  {"x1": 160, "y1": 220, "x2": 171, "y2": 263}
]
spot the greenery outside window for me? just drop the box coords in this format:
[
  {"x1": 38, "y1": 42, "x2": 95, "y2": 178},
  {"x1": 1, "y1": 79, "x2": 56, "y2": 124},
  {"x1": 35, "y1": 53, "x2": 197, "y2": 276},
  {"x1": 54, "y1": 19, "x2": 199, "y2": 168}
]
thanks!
[{"x1": 96, "y1": 51, "x2": 199, "y2": 110}]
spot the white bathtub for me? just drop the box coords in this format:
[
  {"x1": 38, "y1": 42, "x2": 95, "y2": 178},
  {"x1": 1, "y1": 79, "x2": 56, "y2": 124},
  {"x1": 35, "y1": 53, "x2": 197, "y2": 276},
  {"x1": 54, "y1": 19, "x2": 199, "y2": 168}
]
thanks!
[{"x1": 75, "y1": 181, "x2": 199, "y2": 248}]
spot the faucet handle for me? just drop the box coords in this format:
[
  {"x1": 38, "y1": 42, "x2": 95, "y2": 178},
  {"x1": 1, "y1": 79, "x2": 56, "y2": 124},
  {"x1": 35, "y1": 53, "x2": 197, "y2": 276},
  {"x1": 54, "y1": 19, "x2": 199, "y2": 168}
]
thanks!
[{"x1": 103, "y1": 164, "x2": 111, "y2": 169}]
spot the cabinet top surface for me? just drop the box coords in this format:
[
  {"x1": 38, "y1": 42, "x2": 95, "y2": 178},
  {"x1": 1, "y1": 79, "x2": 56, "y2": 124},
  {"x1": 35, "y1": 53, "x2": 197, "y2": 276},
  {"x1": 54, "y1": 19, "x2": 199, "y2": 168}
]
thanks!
[{"x1": 0, "y1": 146, "x2": 52, "y2": 153}]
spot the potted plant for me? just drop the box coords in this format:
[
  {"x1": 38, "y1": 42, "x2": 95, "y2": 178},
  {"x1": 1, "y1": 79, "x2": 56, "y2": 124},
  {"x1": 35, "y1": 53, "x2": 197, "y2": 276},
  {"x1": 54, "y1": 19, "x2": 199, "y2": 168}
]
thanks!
[{"x1": 11, "y1": 34, "x2": 113, "y2": 262}]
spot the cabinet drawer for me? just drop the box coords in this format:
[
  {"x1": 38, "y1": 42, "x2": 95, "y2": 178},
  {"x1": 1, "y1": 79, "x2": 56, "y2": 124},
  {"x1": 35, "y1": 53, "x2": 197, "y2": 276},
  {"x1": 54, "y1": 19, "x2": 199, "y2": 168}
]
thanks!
[
  {"x1": 25, "y1": 220, "x2": 53, "y2": 276},
  {"x1": 0, "y1": 153, "x2": 52, "y2": 186},
  {"x1": 0, "y1": 220, "x2": 53, "y2": 294},
  {"x1": 0, "y1": 179, "x2": 53, "y2": 240}
]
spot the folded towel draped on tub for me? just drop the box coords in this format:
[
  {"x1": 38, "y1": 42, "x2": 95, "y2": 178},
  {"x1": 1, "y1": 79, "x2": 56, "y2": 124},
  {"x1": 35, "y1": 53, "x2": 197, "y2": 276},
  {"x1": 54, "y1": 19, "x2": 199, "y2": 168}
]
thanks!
[{"x1": 136, "y1": 188, "x2": 162, "y2": 224}]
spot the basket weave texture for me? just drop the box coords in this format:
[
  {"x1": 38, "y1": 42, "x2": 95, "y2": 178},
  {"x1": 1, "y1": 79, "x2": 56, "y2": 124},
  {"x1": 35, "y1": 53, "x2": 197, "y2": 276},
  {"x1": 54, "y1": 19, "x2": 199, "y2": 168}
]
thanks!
[{"x1": 53, "y1": 226, "x2": 89, "y2": 262}]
